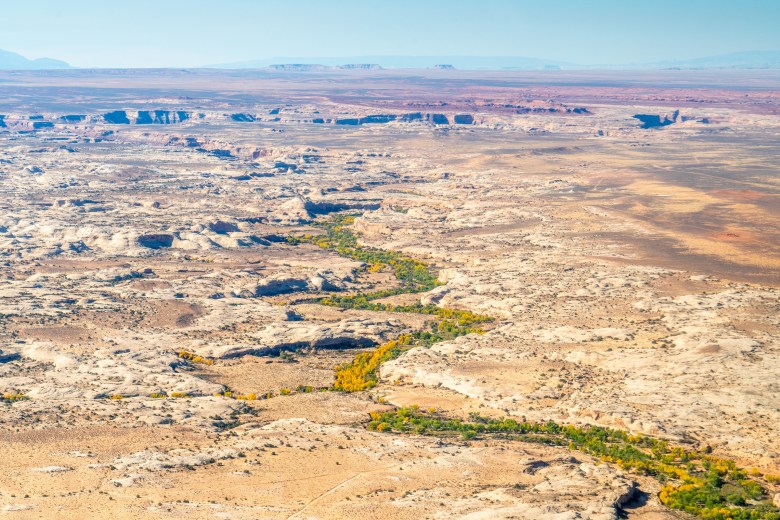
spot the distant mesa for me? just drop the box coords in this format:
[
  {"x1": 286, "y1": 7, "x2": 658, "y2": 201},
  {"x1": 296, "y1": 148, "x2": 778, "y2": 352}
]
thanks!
[
  {"x1": 135, "y1": 110, "x2": 190, "y2": 124},
  {"x1": 136, "y1": 112, "x2": 154, "y2": 124},
  {"x1": 269, "y1": 64, "x2": 329, "y2": 72},
  {"x1": 0, "y1": 112, "x2": 89, "y2": 129},
  {"x1": 206, "y1": 55, "x2": 573, "y2": 70},
  {"x1": 268, "y1": 63, "x2": 383, "y2": 72},
  {"x1": 339, "y1": 64, "x2": 383, "y2": 70},
  {"x1": 0, "y1": 48, "x2": 71, "y2": 70},
  {"x1": 633, "y1": 114, "x2": 676, "y2": 129},
  {"x1": 400, "y1": 113, "x2": 423, "y2": 122},
  {"x1": 336, "y1": 114, "x2": 397, "y2": 126},
  {"x1": 59, "y1": 115, "x2": 86, "y2": 123},
  {"x1": 0, "y1": 104, "x2": 578, "y2": 135},
  {"x1": 103, "y1": 110, "x2": 191, "y2": 125},
  {"x1": 334, "y1": 118, "x2": 360, "y2": 126},
  {"x1": 104, "y1": 111, "x2": 130, "y2": 124},
  {"x1": 360, "y1": 115, "x2": 396, "y2": 124},
  {"x1": 331, "y1": 112, "x2": 465, "y2": 126},
  {"x1": 515, "y1": 105, "x2": 590, "y2": 115},
  {"x1": 3, "y1": 49, "x2": 775, "y2": 72},
  {"x1": 205, "y1": 51, "x2": 780, "y2": 71},
  {"x1": 632, "y1": 110, "x2": 711, "y2": 128},
  {"x1": 632, "y1": 110, "x2": 684, "y2": 128}
]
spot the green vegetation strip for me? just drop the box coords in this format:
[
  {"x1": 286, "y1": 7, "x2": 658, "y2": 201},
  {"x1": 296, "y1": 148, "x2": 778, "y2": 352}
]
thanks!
[
  {"x1": 286, "y1": 214, "x2": 440, "y2": 295},
  {"x1": 333, "y1": 320, "x2": 486, "y2": 391},
  {"x1": 288, "y1": 214, "x2": 492, "y2": 391},
  {"x1": 368, "y1": 407, "x2": 780, "y2": 520}
]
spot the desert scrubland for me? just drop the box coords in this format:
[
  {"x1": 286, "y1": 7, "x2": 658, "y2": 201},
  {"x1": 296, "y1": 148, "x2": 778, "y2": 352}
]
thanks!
[{"x1": 0, "y1": 69, "x2": 779, "y2": 519}]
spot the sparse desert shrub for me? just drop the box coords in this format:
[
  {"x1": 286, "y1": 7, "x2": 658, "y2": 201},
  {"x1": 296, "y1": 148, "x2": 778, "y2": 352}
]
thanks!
[
  {"x1": 178, "y1": 351, "x2": 214, "y2": 365},
  {"x1": 1, "y1": 392, "x2": 29, "y2": 403},
  {"x1": 278, "y1": 351, "x2": 296, "y2": 363}
]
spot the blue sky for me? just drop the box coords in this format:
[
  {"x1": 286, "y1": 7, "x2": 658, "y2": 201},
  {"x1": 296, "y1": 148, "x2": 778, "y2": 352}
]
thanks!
[{"x1": 2, "y1": 0, "x2": 779, "y2": 67}]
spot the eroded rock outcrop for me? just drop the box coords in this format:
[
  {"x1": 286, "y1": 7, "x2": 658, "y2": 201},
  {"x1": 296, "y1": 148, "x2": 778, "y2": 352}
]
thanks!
[
  {"x1": 253, "y1": 277, "x2": 309, "y2": 297},
  {"x1": 632, "y1": 110, "x2": 706, "y2": 128},
  {"x1": 137, "y1": 234, "x2": 174, "y2": 249}
]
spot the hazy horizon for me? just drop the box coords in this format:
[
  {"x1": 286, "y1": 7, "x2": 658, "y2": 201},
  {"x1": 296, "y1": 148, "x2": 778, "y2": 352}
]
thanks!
[{"x1": 1, "y1": 0, "x2": 779, "y2": 68}]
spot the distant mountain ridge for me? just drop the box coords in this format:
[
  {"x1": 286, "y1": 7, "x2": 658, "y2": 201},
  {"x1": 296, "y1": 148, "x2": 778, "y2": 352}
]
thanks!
[
  {"x1": 648, "y1": 51, "x2": 780, "y2": 70},
  {"x1": 1, "y1": 49, "x2": 778, "y2": 72},
  {"x1": 206, "y1": 51, "x2": 780, "y2": 71},
  {"x1": 0, "y1": 49, "x2": 71, "y2": 70},
  {"x1": 206, "y1": 55, "x2": 572, "y2": 70}
]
